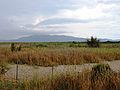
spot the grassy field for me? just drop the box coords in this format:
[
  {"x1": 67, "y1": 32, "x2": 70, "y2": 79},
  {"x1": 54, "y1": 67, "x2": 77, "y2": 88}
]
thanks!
[
  {"x1": 0, "y1": 42, "x2": 120, "y2": 90},
  {"x1": 0, "y1": 42, "x2": 120, "y2": 66}
]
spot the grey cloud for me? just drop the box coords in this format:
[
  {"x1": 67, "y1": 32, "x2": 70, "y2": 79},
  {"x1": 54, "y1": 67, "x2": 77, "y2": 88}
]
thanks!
[
  {"x1": 98, "y1": 0, "x2": 120, "y2": 4},
  {"x1": 0, "y1": 18, "x2": 40, "y2": 40},
  {"x1": 36, "y1": 18, "x2": 92, "y2": 26},
  {"x1": 22, "y1": 17, "x2": 94, "y2": 35},
  {"x1": 0, "y1": 0, "x2": 74, "y2": 17},
  {"x1": 0, "y1": 0, "x2": 120, "y2": 39}
]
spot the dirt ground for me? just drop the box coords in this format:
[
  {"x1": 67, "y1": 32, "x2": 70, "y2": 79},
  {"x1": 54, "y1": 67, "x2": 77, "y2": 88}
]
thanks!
[{"x1": 2, "y1": 60, "x2": 120, "y2": 80}]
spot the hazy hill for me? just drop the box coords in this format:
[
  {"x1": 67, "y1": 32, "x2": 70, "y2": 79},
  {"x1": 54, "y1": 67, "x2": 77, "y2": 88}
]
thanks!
[
  {"x1": 6, "y1": 35, "x2": 86, "y2": 42},
  {"x1": 0, "y1": 35, "x2": 117, "y2": 42}
]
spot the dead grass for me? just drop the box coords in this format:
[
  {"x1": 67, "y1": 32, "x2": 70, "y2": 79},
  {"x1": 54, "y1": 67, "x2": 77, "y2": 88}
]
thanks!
[
  {"x1": 0, "y1": 47, "x2": 120, "y2": 66},
  {"x1": 0, "y1": 67, "x2": 120, "y2": 90},
  {"x1": 0, "y1": 43, "x2": 120, "y2": 89}
]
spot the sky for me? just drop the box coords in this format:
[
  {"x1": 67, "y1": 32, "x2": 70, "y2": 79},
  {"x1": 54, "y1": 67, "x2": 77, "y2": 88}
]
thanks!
[{"x1": 0, "y1": 0, "x2": 120, "y2": 40}]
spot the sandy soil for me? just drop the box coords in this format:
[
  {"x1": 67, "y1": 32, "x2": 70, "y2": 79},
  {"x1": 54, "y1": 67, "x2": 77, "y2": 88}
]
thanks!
[{"x1": 2, "y1": 60, "x2": 120, "y2": 80}]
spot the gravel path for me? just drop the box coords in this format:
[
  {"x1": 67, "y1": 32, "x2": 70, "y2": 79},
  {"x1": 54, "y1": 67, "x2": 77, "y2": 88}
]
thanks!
[{"x1": 3, "y1": 60, "x2": 120, "y2": 80}]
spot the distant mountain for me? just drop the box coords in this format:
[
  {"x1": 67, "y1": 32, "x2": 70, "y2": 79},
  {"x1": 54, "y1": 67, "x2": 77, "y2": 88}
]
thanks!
[
  {"x1": 1, "y1": 35, "x2": 86, "y2": 42},
  {"x1": 0, "y1": 35, "x2": 119, "y2": 42}
]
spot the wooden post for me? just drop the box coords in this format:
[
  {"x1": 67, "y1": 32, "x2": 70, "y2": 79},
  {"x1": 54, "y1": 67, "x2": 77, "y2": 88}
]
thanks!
[
  {"x1": 10, "y1": 43, "x2": 21, "y2": 81},
  {"x1": 51, "y1": 65, "x2": 54, "y2": 90},
  {"x1": 16, "y1": 60, "x2": 19, "y2": 80}
]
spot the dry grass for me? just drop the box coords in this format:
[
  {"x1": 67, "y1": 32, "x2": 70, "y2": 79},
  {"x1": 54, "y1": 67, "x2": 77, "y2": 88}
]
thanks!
[
  {"x1": 0, "y1": 42, "x2": 120, "y2": 90},
  {"x1": 0, "y1": 47, "x2": 120, "y2": 66},
  {"x1": 0, "y1": 66, "x2": 120, "y2": 90}
]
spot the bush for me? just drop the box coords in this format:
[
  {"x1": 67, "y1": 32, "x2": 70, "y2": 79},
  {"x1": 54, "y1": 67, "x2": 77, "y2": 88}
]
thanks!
[
  {"x1": 91, "y1": 64, "x2": 116, "y2": 90},
  {"x1": 11, "y1": 43, "x2": 15, "y2": 52},
  {"x1": 91, "y1": 64, "x2": 112, "y2": 78},
  {"x1": 0, "y1": 61, "x2": 9, "y2": 75},
  {"x1": 17, "y1": 44, "x2": 22, "y2": 51},
  {"x1": 36, "y1": 44, "x2": 48, "y2": 48},
  {"x1": 10, "y1": 43, "x2": 22, "y2": 52},
  {"x1": 87, "y1": 36, "x2": 100, "y2": 47}
]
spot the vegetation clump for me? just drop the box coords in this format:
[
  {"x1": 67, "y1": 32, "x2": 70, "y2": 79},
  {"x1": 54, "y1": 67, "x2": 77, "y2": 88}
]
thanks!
[
  {"x1": 10, "y1": 43, "x2": 22, "y2": 52},
  {"x1": 0, "y1": 61, "x2": 9, "y2": 75},
  {"x1": 53, "y1": 75, "x2": 81, "y2": 90},
  {"x1": 91, "y1": 64, "x2": 116, "y2": 90},
  {"x1": 91, "y1": 64, "x2": 112, "y2": 78},
  {"x1": 10, "y1": 43, "x2": 15, "y2": 52},
  {"x1": 87, "y1": 36, "x2": 100, "y2": 47}
]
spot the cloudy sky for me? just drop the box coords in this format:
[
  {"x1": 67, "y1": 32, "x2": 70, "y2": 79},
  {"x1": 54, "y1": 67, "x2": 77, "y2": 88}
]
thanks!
[{"x1": 0, "y1": 0, "x2": 120, "y2": 40}]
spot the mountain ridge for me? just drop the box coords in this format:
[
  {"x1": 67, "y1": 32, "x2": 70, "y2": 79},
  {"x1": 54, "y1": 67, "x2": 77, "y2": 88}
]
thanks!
[{"x1": 0, "y1": 35, "x2": 118, "y2": 42}]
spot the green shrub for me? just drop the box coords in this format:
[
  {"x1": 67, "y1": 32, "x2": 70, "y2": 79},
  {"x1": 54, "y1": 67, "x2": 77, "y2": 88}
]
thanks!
[
  {"x1": 17, "y1": 44, "x2": 22, "y2": 51},
  {"x1": 87, "y1": 36, "x2": 100, "y2": 47},
  {"x1": 36, "y1": 44, "x2": 48, "y2": 48},
  {"x1": 11, "y1": 43, "x2": 22, "y2": 52},
  {"x1": 11, "y1": 43, "x2": 15, "y2": 52}
]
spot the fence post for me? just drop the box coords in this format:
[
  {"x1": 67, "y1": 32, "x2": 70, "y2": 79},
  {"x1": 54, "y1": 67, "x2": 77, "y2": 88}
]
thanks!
[
  {"x1": 51, "y1": 65, "x2": 54, "y2": 90},
  {"x1": 16, "y1": 60, "x2": 19, "y2": 80},
  {"x1": 10, "y1": 43, "x2": 22, "y2": 81}
]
